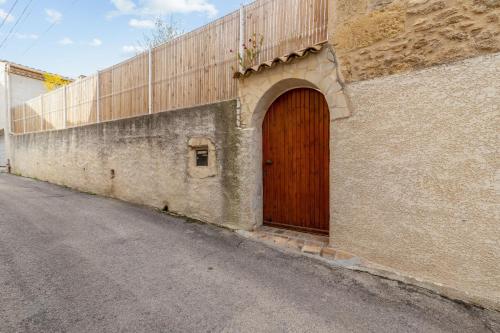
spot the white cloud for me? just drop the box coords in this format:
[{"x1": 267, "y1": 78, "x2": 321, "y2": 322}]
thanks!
[
  {"x1": 129, "y1": 18, "x2": 154, "y2": 29},
  {"x1": 110, "y1": 0, "x2": 218, "y2": 18},
  {"x1": 58, "y1": 37, "x2": 74, "y2": 45},
  {"x1": 14, "y1": 33, "x2": 39, "y2": 40},
  {"x1": 89, "y1": 38, "x2": 103, "y2": 47},
  {"x1": 0, "y1": 9, "x2": 14, "y2": 23},
  {"x1": 143, "y1": 0, "x2": 217, "y2": 17},
  {"x1": 45, "y1": 9, "x2": 62, "y2": 24},
  {"x1": 122, "y1": 45, "x2": 145, "y2": 53},
  {"x1": 111, "y1": 0, "x2": 136, "y2": 12}
]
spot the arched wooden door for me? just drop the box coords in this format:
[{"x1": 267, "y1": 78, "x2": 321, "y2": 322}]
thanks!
[{"x1": 263, "y1": 88, "x2": 330, "y2": 235}]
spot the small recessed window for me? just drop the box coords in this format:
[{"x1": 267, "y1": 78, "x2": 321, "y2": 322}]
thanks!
[{"x1": 196, "y1": 148, "x2": 209, "y2": 167}]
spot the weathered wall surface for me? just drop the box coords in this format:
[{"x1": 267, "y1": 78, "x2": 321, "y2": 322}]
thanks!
[
  {"x1": 330, "y1": 0, "x2": 500, "y2": 81},
  {"x1": 10, "y1": 101, "x2": 246, "y2": 229},
  {"x1": 332, "y1": 53, "x2": 500, "y2": 308}
]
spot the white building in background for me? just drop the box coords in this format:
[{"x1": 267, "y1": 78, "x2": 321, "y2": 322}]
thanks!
[{"x1": 0, "y1": 61, "x2": 70, "y2": 166}]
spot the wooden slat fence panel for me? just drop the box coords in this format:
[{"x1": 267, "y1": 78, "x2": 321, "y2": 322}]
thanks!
[
  {"x1": 42, "y1": 89, "x2": 65, "y2": 130},
  {"x1": 25, "y1": 97, "x2": 42, "y2": 133},
  {"x1": 66, "y1": 75, "x2": 97, "y2": 128},
  {"x1": 152, "y1": 10, "x2": 239, "y2": 113},
  {"x1": 244, "y1": 0, "x2": 328, "y2": 64},
  {"x1": 99, "y1": 52, "x2": 149, "y2": 121},
  {"x1": 10, "y1": 0, "x2": 328, "y2": 134},
  {"x1": 11, "y1": 105, "x2": 25, "y2": 134}
]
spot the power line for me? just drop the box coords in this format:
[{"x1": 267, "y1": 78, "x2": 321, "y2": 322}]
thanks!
[
  {"x1": 22, "y1": 21, "x2": 56, "y2": 55},
  {"x1": 21, "y1": 0, "x2": 81, "y2": 56},
  {"x1": 18, "y1": 3, "x2": 34, "y2": 27},
  {"x1": 0, "y1": 0, "x2": 20, "y2": 32},
  {"x1": 0, "y1": 0, "x2": 34, "y2": 50}
]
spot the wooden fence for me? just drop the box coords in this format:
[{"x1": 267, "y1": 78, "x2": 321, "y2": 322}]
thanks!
[{"x1": 11, "y1": 0, "x2": 328, "y2": 134}]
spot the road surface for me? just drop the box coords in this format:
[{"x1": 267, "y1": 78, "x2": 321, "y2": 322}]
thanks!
[{"x1": 0, "y1": 174, "x2": 499, "y2": 332}]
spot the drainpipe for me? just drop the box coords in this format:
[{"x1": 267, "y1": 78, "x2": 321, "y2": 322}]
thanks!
[
  {"x1": 96, "y1": 71, "x2": 100, "y2": 124},
  {"x1": 236, "y1": 98, "x2": 242, "y2": 129},
  {"x1": 4, "y1": 63, "x2": 12, "y2": 172},
  {"x1": 148, "y1": 48, "x2": 153, "y2": 115},
  {"x1": 239, "y1": 4, "x2": 245, "y2": 73}
]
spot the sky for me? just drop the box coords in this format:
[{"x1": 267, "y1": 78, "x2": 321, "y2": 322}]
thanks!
[{"x1": 0, "y1": 0, "x2": 248, "y2": 78}]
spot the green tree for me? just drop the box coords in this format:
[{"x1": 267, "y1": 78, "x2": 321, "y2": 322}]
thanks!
[{"x1": 139, "y1": 17, "x2": 183, "y2": 50}]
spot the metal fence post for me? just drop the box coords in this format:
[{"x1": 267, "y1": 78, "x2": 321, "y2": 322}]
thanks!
[
  {"x1": 6, "y1": 68, "x2": 12, "y2": 135},
  {"x1": 40, "y1": 95, "x2": 44, "y2": 132},
  {"x1": 239, "y1": 4, "x2": 246, "y2": 73},
  {"x1": 148, "y1": 48, "x2": 153, "y2": 115},
  {"x1": 63, "y1": 85, "x2": 67, "y2": 129},
  {"x1": 96, "y1": 72, "x2": 100, "y2": 123},
  {"x1": 22, "y1": 103, "x2": 26, "y2": 134}
]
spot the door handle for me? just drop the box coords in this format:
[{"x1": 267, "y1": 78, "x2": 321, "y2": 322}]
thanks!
[{"x1": 265, "y1": 160, "x2": 273, "y2": 165}]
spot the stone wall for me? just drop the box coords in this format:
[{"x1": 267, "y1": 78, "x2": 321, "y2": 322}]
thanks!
[
  {"x1": 330, "y1": 0, "x2": 500, "y2": 81},
  {"x1": 9, "y1": 101, "x2": 245, "y2": 230}
]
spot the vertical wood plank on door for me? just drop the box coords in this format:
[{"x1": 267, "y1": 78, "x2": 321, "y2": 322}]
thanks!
[{"x1": 263, "y1": 88, "x2": 329, "y2": 234}]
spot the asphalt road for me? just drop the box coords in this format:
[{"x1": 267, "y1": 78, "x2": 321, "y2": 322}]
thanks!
[{"x1": 0, "y1": 174, "x2": 499, "y2": 333}]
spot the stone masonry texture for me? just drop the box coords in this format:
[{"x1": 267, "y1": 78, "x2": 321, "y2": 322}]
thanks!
[{"x1": 330, "y1": 0, "x2": 500, "y2": 82}]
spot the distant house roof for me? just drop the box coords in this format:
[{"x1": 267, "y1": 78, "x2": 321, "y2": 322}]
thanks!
[
  {"x1": 233, "y1": 42, "x2": 326, "y2": 79},
  {"x1": 1, "y1": 60, "x2": 73, "y2": 82}
]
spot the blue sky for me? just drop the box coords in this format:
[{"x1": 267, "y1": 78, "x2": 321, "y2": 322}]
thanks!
[{"x1": 0, "y1": 0, "x2": 248, "y2": 78}]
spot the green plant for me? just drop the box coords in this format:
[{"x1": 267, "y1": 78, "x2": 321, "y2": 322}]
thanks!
[
  {"x1": 139, "y1": 16, "x2": 183, "y2": 50},
  {"x1": 231, "y1": 33, "x2": 264, "y2": 72}
]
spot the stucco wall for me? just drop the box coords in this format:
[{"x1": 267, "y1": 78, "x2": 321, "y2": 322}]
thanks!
[
  {"x1": 332, "y1": 53, "x2": 500, "y2": 308},
  {"x1": 0, "y1": 65, "x2": 47, "y2": 165},
  {"x1": 10, "y1": 73, "x2": 46, "y2": 108},
  {"x1": 10, "y1": 101, "x2": 245, "y2": 229},
  {"x1": 0, "y1": 68, "x2": 47, "y2": 132}
]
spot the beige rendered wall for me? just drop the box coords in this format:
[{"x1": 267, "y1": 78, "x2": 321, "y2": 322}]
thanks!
[
  {"x1": 332, "y1": 53, "x2": 500, "y2": 309},
  {"x1": 9, "y1": 101, "x2": 246, "y2": 230}
]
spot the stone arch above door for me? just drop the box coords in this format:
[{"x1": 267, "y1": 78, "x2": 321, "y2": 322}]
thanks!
[
  {"x1": 238, "y1": 47, "x2": 351, "y2": 130},
  {"x1": 234, "y1": 47, "x2": 348, "y2": 233}
]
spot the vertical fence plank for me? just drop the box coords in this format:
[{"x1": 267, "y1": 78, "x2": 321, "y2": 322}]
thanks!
[{"x1": 12, "y1": 0, "x2": 327, "y2": 134}]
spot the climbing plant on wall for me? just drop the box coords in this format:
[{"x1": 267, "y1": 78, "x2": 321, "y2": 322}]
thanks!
[
  {"x1": 231, "y1": 33, "x2": 264, "y2": 72},
  {"x1": 43, "y1": 73, "x2": 71, "y2": 92}
]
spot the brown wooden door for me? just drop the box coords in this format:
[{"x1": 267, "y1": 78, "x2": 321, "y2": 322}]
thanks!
[{"x1": 263, "y1": 88, "x2": 330, "y2": 235}]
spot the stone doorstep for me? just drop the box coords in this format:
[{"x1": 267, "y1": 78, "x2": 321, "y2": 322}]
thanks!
[
  {"x1": 237, "y1": 228, "x2": 500, "y2": 312},
  {"x1": 247, "y1": 226, "x2": 360, "y2": 264}
]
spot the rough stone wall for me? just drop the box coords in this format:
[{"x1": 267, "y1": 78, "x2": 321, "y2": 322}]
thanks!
[
  {"x1": 9, "y1": 101, "x2": 246, "y2": 230},
  {"x1": 330, "y1": 0, "x2": 500, "y2": 81},
  {"x1": 332, "y1": 53, "x2": 500, "y2": 309}
]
